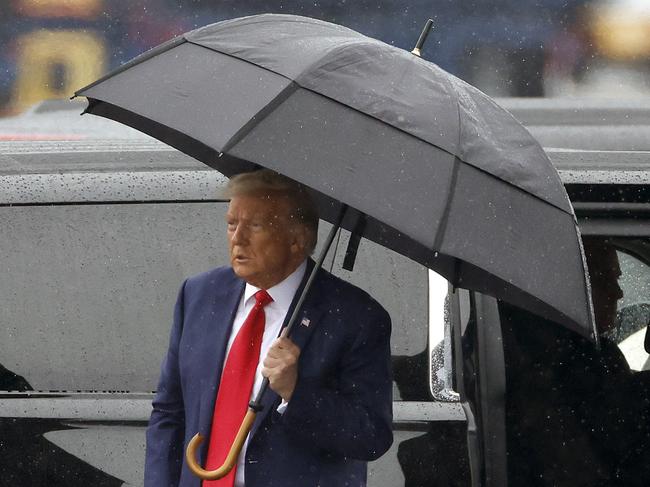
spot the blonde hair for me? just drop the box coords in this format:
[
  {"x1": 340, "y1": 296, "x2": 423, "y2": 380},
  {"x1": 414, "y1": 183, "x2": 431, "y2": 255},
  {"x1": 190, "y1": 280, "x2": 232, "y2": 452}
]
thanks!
[{"x1": 226, "y1": 169, "x2": 319, "y2": 254}]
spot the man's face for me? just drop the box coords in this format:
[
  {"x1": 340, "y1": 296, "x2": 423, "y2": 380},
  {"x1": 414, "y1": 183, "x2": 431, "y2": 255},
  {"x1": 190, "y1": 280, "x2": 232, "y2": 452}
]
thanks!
[{"x1": 226, "y1": 191, "x2": 305, "y2": 289}]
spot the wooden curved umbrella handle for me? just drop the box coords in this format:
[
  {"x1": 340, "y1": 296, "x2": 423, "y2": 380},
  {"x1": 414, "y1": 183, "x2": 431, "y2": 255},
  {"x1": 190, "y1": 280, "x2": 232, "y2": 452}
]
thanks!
[{"x1": 185, "y1": 408, "x2": 257, "y2": 480}]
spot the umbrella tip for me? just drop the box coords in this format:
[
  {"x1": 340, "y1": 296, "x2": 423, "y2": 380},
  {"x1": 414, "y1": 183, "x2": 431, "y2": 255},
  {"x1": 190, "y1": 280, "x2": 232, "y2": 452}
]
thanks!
[{"x1": 411, "y1": 19, "x2": 434, "y2": 57}]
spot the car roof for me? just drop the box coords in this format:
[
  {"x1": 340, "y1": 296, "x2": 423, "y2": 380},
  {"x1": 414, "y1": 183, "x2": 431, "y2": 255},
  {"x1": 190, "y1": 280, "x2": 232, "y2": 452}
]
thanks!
[
  {"x1": 495, "y1": 97, "x2": 650, "y2": 186},
  {"x1": 0, "y1": 98, "x2": 649, "y2": 205},
  {"x1": 496, "y1": 97, "x2": 650, "y2": 126},
  {"x1": 0, "y1": 99, "x2": 149, "y2": 140},
  {"x1": 496, "y1": 97, "x2": 650, "y2": 152}
]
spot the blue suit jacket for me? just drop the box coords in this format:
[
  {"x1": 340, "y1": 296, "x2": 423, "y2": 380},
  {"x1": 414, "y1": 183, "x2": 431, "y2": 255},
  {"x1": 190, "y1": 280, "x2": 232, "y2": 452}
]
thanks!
[{"x1": 145, "y1": 261, "x2": 393, "y2": 487}]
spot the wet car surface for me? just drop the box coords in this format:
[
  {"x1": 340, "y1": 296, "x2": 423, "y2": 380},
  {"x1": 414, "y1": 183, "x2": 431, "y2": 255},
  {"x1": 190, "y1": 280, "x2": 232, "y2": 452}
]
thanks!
[{"x1": 1, "y1": 98, "x2": 650, "y2": 486}]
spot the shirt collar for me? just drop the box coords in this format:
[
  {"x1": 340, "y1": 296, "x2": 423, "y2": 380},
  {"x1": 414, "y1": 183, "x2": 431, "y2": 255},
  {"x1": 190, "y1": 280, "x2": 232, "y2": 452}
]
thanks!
[{"x1": 243, "y1": 260, "x2": 307, "y2": 310}]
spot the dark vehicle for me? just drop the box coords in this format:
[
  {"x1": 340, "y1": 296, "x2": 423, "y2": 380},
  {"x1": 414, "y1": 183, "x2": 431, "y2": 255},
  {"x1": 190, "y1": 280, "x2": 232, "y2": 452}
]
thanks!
[
  {"x1": 0, "y1": 98, "x2": 649, "y2": 486},
  {"x1": 447, "y1": 97, "x2": 650, "y2": 487}
]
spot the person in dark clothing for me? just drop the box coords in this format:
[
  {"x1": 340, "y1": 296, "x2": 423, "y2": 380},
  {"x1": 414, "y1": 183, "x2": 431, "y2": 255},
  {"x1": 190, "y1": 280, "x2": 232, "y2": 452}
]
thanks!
[{"x1": 503, "y1": 238, "x2": 649, "y2": 487}]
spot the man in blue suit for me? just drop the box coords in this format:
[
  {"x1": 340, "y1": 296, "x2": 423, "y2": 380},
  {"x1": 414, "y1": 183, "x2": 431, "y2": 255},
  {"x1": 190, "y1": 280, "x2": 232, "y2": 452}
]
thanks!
[{"x1": 145, "y1": 169, "x2": 393, "y2": 487}]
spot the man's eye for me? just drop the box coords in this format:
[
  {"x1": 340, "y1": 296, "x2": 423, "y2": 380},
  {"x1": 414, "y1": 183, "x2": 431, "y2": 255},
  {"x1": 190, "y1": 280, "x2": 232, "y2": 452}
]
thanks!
[{"x1": 227, "y1": 222, "x2": 236, "y2": 231}]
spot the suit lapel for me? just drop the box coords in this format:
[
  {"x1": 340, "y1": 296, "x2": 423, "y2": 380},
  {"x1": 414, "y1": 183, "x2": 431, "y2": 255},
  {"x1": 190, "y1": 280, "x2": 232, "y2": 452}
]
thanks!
[
  {"x1": 283, "y1": 258, "x2": 330, "y2": 350},
  {"x1": 250, "y1": 259, "x2": 329, "y2": 438},
  {"x1": 197, "y1": 272, "x2": 245, "y2": 440}
]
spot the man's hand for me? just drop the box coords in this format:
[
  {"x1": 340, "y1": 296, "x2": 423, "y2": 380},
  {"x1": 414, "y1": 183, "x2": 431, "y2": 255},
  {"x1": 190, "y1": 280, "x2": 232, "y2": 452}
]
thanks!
[{"x1": 262, "y1": 336, "x2": 301, "y2": 402}]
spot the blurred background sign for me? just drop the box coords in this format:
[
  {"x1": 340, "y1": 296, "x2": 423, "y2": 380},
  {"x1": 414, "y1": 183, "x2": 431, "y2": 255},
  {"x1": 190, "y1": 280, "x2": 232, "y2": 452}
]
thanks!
[
  {"x1": 0, "y1": 0, "x2": 649, "y2": 116},
  {"x1": 591, "y1": 0, "x2": 650, "y2": 60},
  {"x1": 16, "y1": 0, "x2": 103, "y2": 19},
  {"x1": 14, "y1": 30, "x2": 106, "y2": 109}
]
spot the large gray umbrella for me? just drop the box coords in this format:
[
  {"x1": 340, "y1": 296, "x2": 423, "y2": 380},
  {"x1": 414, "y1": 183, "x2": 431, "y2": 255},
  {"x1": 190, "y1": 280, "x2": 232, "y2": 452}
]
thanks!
[{"x1": 75, "y1": 13, "x2": 595, "y2": 339}]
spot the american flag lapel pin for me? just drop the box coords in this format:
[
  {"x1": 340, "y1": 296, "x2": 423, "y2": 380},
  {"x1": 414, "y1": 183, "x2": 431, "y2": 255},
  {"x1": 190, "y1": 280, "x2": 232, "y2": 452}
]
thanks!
[{"x1": 300, "y1": 317, "x2": 311, "y2": 328}]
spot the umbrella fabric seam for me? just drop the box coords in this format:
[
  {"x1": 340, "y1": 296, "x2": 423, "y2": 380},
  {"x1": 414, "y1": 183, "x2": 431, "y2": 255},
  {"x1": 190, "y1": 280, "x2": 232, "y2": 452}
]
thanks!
[
  {"x1": 437, "y1": 153, "x2": 575, "y2": 218},
  {"x1": 433, "y1": 156, "x2": 461, "y2": 252},
  {"x1": 75, "y1": 36, "x2": 186, "y2": 98},
  {"x1": 444, "y1": 65, "x2": 571, "y2": 214},
  {"x1": 431, "y1": 90, "x2": 465, "y2": 255},
  {"x1": 83, "y1": 99, "x2": 255, "y2": 178},
  {"x1": 220, "y1": 82, "x2": 299, "y2": 155},
  {"x1": 184, "y1": 39, "x2": 295, "y2": 82},
  {"x1": 449, "y1": 79, "x2": 575, "y2": 217}
]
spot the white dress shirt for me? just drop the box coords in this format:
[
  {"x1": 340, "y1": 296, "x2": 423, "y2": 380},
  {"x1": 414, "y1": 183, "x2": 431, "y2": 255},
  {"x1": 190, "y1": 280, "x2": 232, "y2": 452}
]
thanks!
[{"x1": 225, "y1": 260, "x2": 307, "y2": 487}]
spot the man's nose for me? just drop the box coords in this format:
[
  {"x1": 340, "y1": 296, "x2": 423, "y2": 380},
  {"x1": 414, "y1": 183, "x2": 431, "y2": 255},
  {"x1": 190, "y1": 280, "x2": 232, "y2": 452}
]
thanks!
[{"x1": 230, "y1": 224, "x2": 247, "y2": 244}]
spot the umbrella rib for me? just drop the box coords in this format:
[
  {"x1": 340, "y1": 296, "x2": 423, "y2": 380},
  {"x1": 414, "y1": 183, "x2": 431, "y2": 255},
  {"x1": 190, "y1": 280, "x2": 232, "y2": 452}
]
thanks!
[{"x1": 220, "y1": 82, "x2": 299, "y2": 155}]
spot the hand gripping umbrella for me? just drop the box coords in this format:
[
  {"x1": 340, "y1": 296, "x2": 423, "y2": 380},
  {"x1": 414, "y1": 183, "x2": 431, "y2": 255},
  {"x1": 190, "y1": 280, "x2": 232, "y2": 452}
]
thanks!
[{"x1": 75, "y1": 14, "x2": 596, "y2": 480}]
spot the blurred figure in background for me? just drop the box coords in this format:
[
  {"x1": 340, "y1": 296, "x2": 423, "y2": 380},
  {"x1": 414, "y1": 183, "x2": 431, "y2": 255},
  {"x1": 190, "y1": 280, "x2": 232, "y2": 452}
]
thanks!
[{"x1": 429, "y1": 0, "x2": 593, "y2": 96}]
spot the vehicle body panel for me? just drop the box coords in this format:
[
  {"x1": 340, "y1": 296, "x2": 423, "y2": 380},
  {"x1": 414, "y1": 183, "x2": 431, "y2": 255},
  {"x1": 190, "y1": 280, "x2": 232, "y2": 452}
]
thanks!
[{"x1": 1, "y1": 98, "x2": 650, "y2": 485}]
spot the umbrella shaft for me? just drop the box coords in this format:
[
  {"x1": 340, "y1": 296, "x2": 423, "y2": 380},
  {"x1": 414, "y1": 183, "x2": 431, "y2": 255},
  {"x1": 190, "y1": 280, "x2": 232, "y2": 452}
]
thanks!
[{"x1": 249, "y1": 203, "x2": 349, "y2": 411}]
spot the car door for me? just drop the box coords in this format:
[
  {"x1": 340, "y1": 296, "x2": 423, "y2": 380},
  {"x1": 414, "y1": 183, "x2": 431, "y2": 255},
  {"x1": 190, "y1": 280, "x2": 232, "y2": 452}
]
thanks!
[
  {"x1": 0, "y1": 139, "x2": 227, "y2": 485},
  {"x1": 449, "y1": 198, "x2": 650, "y2": 487},
  {"x1": 325, "y1": 235, "x2": 467, "y2": 487},
  {"x1": 448, "y1": 288, "x2": 507, "y2": 487}
]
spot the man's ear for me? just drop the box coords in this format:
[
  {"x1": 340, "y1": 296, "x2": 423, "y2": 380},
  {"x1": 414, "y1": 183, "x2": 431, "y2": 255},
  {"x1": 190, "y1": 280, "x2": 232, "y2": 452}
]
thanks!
[{"x1": 290, "y1": 225, "x2": 309, "y2": 256}]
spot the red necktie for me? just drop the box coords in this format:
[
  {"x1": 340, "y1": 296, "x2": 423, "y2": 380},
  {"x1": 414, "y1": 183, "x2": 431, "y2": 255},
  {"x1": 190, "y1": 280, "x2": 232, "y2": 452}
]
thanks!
[{"x1": 203, "y1": 289, "x2": 273, "y2": 487}]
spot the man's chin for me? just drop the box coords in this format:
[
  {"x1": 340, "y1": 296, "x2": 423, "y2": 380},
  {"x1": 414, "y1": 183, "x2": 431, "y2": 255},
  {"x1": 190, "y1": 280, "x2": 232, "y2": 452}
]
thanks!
[
  {"x1": 232, "y1": 262, "x2": 250, "y2": 278},
  {"x1": 232, "y1": 263, "x2": 260, "y2": 283}
]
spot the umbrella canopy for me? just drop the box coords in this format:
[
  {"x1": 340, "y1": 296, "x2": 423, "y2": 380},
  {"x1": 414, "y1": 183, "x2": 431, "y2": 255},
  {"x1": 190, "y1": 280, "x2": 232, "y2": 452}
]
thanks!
[{"x1": 75, "y1": 14, "x2": 595, "y2": 339}]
